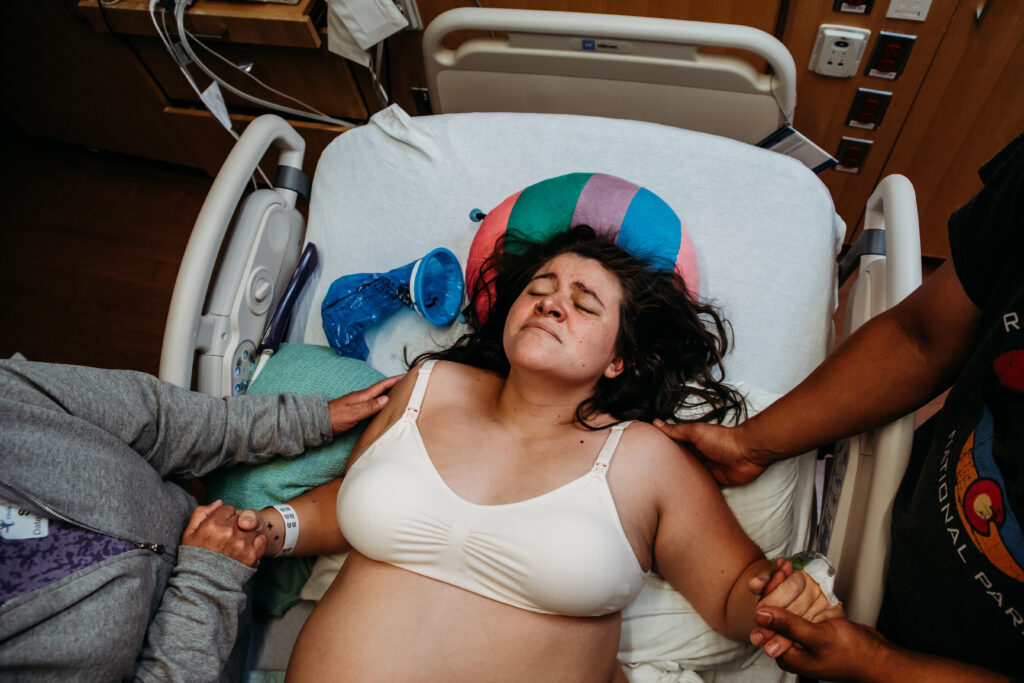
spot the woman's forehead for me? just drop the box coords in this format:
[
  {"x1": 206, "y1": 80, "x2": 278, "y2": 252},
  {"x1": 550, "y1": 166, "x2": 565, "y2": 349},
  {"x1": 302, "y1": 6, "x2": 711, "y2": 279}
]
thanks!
[
  {"x1": 532, "y1": 253, "x2": 624, "y2": 299},
  {"x1": 535, "y1": 252, "x2": 615, "y2": 280}
]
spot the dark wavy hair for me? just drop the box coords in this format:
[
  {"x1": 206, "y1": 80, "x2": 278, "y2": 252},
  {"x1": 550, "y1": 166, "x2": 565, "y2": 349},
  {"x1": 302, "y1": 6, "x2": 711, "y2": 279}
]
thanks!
[{"x1": 412, "y1": 225, "x2": 744, "y2": 428}]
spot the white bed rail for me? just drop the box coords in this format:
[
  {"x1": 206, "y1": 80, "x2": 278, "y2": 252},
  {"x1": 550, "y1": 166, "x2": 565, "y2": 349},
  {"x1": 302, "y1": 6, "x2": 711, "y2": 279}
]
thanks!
[
  {"x1": 423, "y1": 8, "x2": 795, "y2": 143},
  {"x1": 818, "y1": 174, "x2": 922, "y2": 626},
  {"x1": 160, "y1": 115, "x2": 306, "y2": 393}
]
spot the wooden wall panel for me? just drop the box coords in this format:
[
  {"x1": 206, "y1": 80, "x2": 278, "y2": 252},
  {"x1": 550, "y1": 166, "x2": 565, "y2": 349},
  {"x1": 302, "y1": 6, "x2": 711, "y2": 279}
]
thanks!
[{"x1": 880, "y1": 1, "x2": 1024, "y2": 258}]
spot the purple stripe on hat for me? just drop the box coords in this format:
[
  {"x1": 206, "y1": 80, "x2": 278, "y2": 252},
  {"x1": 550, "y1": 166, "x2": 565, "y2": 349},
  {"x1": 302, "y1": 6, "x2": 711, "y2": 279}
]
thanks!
[{"x1": 571, "y1": 174, "x2": 640, "y2": 239}]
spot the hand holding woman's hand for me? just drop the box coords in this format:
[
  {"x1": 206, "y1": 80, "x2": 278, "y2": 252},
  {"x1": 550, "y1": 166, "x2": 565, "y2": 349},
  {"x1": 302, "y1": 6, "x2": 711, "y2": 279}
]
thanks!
[
  {"x1": 328, "y1": 374, "x2": 405, "y2": 434},
  {"x1": 751, "y1": 607, "x2": 889, "y2": 681},
  {"x1": 652, "y1": 420, "x2": 766, "y2": 486},
  {"x1": 182, "y1": 500, "x2": 267, "y2": 567},
  {"x1": 235, "y1": 507, "x2": 284, "y2": 558},
  {"x1": 749, "y1": 559, "x2": 844, "y2": 658}
]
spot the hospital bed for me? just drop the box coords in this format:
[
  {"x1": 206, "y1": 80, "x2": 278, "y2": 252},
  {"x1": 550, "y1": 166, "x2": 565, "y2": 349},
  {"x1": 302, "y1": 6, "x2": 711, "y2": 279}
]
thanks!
[{"x1": 158, "y1": 8, "x2": 922, "y2": 681}]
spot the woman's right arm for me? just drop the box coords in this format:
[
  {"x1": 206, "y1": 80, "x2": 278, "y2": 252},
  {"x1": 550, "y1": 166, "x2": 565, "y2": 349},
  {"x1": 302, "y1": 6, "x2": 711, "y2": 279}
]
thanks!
[{"x1": 238, "y1": 367, "x2": 421, "y2": 558}]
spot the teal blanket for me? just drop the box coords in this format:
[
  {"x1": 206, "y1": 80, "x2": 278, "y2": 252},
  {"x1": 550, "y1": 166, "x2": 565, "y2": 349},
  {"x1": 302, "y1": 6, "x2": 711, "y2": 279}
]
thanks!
[{"x1": 205, "y1": 343, "x2": 386, "y2": 615}]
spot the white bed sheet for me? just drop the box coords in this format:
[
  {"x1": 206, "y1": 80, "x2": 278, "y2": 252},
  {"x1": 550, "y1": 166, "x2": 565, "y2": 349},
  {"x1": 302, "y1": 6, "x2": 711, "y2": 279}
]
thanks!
[{"x1": 286, "y1": 105, "x2": 845, "y2": 681}]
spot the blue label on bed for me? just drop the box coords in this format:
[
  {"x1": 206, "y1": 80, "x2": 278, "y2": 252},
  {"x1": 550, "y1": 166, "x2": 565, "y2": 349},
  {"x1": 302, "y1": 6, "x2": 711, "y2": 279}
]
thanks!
[{"x1": 573, "y1": 38, "x2": 632, "y2": 53}]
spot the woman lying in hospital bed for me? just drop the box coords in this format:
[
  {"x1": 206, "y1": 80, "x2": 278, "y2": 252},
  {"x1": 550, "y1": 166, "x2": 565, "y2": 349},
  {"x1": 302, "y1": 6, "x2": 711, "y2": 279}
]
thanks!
[{"x1": 235, "y1": 226, "x2": 841, "y2": 681}]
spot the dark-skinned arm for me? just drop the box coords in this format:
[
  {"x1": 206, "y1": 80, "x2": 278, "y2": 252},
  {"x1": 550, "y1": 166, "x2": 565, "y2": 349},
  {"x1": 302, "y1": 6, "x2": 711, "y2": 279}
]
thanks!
[{"x1": 657, "y1": 260, "x2": 980, "y2": 485}]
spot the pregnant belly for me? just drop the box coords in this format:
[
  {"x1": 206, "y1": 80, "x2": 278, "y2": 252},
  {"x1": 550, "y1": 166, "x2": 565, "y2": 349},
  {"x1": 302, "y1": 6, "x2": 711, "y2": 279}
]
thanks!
[{"x1": 286, "y1": 552, "x2": 626, "y2": 682}]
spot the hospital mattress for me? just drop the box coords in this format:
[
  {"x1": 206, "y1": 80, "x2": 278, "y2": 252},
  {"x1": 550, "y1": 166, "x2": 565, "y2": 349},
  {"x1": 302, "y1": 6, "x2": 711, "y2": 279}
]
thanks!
[{"x1": 280, "y1": 105, "x2": 845, "y2": 681}]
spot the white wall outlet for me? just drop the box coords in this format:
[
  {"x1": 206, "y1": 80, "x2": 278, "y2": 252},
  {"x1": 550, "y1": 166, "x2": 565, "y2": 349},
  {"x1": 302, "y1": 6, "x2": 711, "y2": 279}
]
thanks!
[
  {"x1": 809, "y1": 25, "x2": 872, "y2": 78},
  {"x1": 886, "y1": 0, "x2": 931, "y2": 21}
]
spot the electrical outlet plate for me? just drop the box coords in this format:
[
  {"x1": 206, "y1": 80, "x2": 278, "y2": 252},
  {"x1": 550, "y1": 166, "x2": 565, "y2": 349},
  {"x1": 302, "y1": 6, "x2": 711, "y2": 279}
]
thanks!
[{"x1": 809, "y1": 25, "x2": 872, "y2": 78}]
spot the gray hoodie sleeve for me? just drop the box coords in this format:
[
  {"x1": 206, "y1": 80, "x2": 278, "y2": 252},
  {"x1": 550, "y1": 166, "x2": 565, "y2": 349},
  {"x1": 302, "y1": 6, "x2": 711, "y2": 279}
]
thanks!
[
  {"x1": 134, "y1": 546, "x2": 256, "y2": 682},
  {"x1": 0, "y1": 359, "x2": 333, "y2": 479}
]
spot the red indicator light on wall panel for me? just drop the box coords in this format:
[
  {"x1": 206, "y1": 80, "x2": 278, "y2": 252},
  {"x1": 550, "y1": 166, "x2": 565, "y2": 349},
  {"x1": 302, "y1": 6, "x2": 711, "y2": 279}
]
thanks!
[
  {"x1": 865, "y1": 32, "x2": 916, "y2": 79},
  {"x1": 883, "y1": 43, "x2": 904, "y2": 58},
  {"x1": 835, "y1": 137, "x2": 873, "y2": 173},
  {"x1": 846, "y1": 89, "x2": 892, "y2": 130}
]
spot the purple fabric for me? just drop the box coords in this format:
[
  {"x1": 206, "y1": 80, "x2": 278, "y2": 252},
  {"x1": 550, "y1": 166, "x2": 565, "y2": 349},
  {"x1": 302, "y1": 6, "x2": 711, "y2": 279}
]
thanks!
[
  {"x1": 571, "y1": 173, "x2": 639, "y2": 240},
  {"x1": 0, "y1": 518, "x2": 134, "y2": 605}
]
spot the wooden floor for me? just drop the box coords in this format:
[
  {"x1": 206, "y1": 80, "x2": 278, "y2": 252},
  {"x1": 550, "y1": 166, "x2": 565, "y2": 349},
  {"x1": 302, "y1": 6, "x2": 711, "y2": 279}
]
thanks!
[{"x1": 0, "y1": 122, "x2": 212, "y2": 375}]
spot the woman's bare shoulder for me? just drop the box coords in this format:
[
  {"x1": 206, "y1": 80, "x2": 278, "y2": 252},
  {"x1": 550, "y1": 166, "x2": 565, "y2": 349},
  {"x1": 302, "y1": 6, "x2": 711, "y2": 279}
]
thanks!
[
  {"x1": 422, "y1": 359, "x2": 502, "y2": 390},
  {"x1": 616, "y1": 421, "x2": 717, "y2": 486}
]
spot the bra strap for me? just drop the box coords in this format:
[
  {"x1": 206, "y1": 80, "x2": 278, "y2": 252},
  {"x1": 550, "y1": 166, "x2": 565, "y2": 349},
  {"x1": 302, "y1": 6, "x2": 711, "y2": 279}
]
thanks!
[
  {"x1": 592, "y1": 421, "x2": 632, "y2": 474},
  {"x1": 404, "y1": 359, "x2": 437, "y2": 419}
]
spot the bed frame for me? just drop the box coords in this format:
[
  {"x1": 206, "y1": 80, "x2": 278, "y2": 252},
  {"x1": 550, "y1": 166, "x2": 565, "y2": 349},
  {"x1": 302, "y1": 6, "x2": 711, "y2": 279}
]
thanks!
[
  {"x1": 422, "y1": 8, "x2": 795, "y2": 144},
  {"x1": 158, "y1": 7, "x2": 923, "y2": 675}
]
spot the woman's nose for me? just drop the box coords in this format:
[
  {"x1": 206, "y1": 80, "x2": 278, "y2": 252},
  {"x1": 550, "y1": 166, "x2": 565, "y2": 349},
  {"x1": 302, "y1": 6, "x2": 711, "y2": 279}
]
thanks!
[{"x1": 535, "y1": 297, "x2": 563, "y2": 319}]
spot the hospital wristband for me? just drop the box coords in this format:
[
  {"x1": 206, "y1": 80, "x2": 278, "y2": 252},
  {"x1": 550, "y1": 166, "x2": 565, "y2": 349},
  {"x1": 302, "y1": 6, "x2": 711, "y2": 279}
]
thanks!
[
  {"x1": 272, "y1": 504, "x2": 299, "y2": 557},
  {"x1": 785, "y1": 552, "x2": 841, "y2": 607}
]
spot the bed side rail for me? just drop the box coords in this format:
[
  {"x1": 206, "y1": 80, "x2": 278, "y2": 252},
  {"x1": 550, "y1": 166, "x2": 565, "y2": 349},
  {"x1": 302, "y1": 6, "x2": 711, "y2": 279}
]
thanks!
[
  {"x1": 159, "y1": 115, "x2": 307, "y2": 394},
  {"x1": 422, "y1": 8, "x2": 796, "y2": 143},
  {"x1": 816, "y1": 174, "x2": 922, "y2": 626}
]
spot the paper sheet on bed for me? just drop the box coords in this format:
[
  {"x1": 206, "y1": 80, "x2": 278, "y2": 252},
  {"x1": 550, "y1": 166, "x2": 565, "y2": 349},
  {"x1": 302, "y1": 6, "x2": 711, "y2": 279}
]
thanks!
[{"x1": 287, "y1": 105, "x2": 844, "y2": 678}]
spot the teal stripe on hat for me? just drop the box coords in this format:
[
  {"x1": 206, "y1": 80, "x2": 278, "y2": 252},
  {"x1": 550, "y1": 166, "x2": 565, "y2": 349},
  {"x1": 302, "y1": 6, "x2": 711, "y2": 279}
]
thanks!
[{"x1": 505, "y1": 173, "x2": 593, "y2": 250}]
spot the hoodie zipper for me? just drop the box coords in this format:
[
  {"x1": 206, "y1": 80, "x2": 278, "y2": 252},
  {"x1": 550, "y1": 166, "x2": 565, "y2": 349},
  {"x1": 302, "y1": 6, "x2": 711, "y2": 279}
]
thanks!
[{"x1": 1, "y1": 480, "x2": 165, "y2": 554}]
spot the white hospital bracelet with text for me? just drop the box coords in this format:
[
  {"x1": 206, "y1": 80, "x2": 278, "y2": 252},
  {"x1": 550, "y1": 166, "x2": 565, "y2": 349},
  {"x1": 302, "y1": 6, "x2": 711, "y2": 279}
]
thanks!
[{"x1": 272, "y1": 504, "x2": 299, "y2": 556}]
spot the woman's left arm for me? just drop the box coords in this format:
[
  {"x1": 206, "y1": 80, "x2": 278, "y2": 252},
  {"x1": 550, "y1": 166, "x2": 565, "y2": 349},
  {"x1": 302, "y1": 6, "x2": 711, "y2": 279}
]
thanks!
[{"x1": 645, "y1": 429, "x2": 773, "y2": 642}]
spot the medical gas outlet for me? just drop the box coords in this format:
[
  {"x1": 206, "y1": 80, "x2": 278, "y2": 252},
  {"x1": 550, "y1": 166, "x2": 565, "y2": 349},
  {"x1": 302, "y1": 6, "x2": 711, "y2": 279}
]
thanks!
[{"x1": 810, "y1": 25, "x2": 871, "y2": 78}]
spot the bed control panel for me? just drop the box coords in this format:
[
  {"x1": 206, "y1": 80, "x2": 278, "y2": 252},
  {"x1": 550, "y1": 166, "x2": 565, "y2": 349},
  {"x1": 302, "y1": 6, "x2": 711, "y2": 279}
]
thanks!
[
  {"x1": 229, "y1": 340, "x2": 258, "y2": 395},
  {"x1": 196, "y1": 189, "x2": 304, "y2": 397}
]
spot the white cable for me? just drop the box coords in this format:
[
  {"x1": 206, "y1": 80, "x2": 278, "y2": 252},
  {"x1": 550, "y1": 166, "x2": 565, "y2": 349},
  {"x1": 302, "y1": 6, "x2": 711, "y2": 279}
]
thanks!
[
  {"x1": 184, "y1": 27, "x2": 338, "y2": 121},
  {"x1": 769, "y1": 71, "x2": 795, "y2": 126},
  {"x1": 151, "y1": 0, "x2": 270, "y2": 189},
  {"x1": 174, "y1": 0, "x2": 358, "y2": 128},
  {"x1": 152, "y1": 0, "x2": 232, "y2": 135}
]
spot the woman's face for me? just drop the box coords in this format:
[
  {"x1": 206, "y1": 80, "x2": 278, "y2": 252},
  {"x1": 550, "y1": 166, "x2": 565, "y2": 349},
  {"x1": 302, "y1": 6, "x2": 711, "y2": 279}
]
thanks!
[{"x1": 502, "y1": 252, "x2": 625, "y2": 383}]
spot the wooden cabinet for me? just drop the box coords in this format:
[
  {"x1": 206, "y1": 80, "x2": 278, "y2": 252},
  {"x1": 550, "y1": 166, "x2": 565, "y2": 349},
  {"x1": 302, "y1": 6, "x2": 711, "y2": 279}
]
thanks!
[
  {"x1": 78, "y1": 0, "x2": 325, "y2": 48},
  {"x1": 2, "y1": 0, "x2": 365, "y2": 176}
]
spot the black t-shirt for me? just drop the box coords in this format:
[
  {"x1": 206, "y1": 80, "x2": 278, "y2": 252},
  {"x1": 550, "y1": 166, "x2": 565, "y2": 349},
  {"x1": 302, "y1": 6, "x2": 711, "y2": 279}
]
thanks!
[{"x1": 878, "y1": 133, "x2": 1024, "y2": 676}]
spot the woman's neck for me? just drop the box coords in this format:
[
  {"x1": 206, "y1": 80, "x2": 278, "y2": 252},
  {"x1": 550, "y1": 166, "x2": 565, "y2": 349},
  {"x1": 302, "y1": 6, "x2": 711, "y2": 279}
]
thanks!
[{"x1": 491, "y1": 368, "x2": 595, "y2": 433}]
